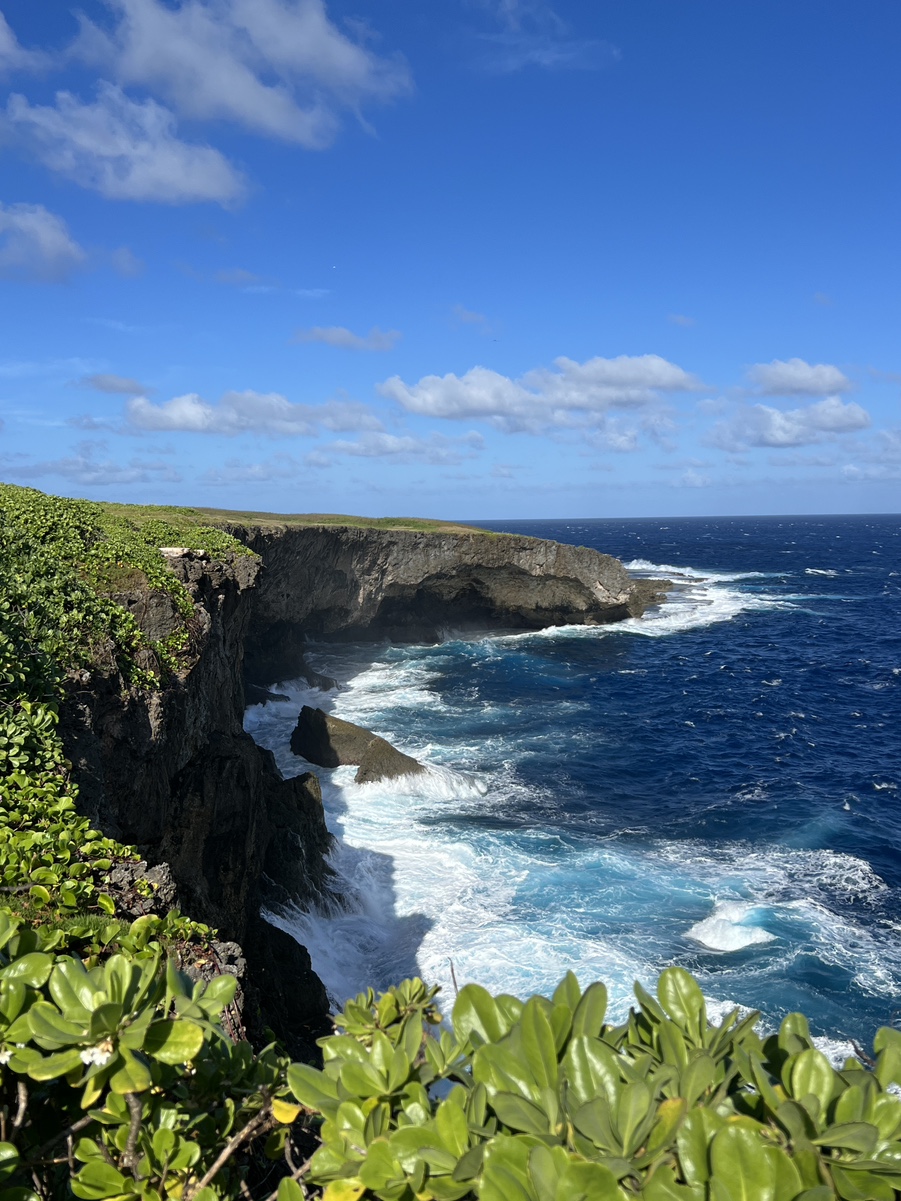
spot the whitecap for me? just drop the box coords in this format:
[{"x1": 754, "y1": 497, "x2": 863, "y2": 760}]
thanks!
[{"x1": 686, "y1": 902, "x2": 776, "y2": 952}]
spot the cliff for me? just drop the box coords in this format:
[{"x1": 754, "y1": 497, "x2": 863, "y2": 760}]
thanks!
[
  {"x1": 209, "y1": 522, "x2": 662, "y2": 684},
  {"x1": 52, "y1": 507, "x2": 665, "y2": 1051},
  {"x1": 58, "y1": 548, "x2": 332, "y2": 1055}
]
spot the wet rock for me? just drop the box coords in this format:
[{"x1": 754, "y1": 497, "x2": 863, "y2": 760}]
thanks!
[{"x1": 290, "y1": 705, "x2": 425, "y2": 784}]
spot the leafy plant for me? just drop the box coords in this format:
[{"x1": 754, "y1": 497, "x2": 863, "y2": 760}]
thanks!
[
  {"x1": 289, "y1": 970, "x2": 901, "y2": 1201},
  {"x1": 0, "y1": 910, "x2": 303, "y2": 1200}
]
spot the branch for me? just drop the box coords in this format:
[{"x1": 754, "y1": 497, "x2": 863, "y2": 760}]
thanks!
[
  {"x1": 29, "y1": 1114, "x2": 93, "y2": 1163},
  {"x1": 183, "y1": 1107, "x2": 274, "y2": 1200},
  {"x1": 261, "y1": 1156, "x2": 313, "y2": 1201},
  {"x1": 123, "y1": 1093, "x2": 143, "y2": 1173},
  {"x1": 11, "y1": 1080, "x2": 28, "y2": 1140}
]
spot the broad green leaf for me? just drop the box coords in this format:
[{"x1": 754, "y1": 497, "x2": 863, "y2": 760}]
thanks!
[
  {"x1": 830, "y1": 1166, "x2": 893, "y2": 1201},
  {"x1": 109, "y1": 1047, "x2": 152, "y2": 1094},
  {"x1": 453, "y1": 983, "x2": 508, "y2": 1045},
  {"x1": 492, "y1": 1090, "x2": 551, "y2": 1135},
  {"x1": 70, "y1": 1161, "x2": 129, "y2": 1200},
  {"x1": 553, "y1": 971, "x2": 582, "y2": 1014},
  {"x1": 480, "y1": 1135, "x2": 535, "y2": 1201},
  {"x1": 521, "y1": 996, "x2": 559, "y2": 1091},
  {"x1": 709, "y1": 1124, "x2": 776, "y2": 1201},
  {"x1": 617, "y1": 1081, "x2": 653, "y2": 1154},
  {"x1": 680, "y1": 1053, "x2": 715, "y2": 1105},
  {"x1": 559, "y1": 1159, "x2": 628, "y2": 1201},
  {"x1": 26, "y1": 1046, "x2": 85, "y2": 1081},
  {"x1": 143, "y1": 1018, "x2": 204, "y2": 1064},
  {"x1": 658, "y1": 968, "x2": 706, "y2": 1042},
  {"x1": 813, "y1": 1121, "x2": 878, "y2": 1154},
  {"x1": 791, "y1": 1048, "x2": 835, "y2": 1115},
  {"x1": 287, "y1": 1062, "x2": 340, "y2": 1112},
  {"x1": 564, "y1": 1035, "x2": 622, "y2": 1108},
  {"x1": 0, "y1": 952, "x2": 53, "y2": 988},
  {"x1": 26, "y1": 999, "x2": 87, "y2": 1047},
  {"x1": 277, "y1": 1180, "x2": 306, "y2": 1201},
  {"x1": 677, "y1": 1108, "x2": 725, "y2": 1185}
]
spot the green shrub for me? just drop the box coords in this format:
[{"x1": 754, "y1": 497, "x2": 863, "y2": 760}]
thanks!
[
  {"x1": 288, "y1": 971, "x2": 901, "y2": 1201},
  {"x1": 0, "y1": 910, "x2": 303, "y2": 1200}
]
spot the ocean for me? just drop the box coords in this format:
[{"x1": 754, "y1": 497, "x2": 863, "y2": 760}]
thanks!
[{"x1": 244, "y1": 514, "x2": 901, "y2": 1050}]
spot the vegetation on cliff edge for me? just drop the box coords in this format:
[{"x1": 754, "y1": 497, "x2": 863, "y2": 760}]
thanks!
[{"x1": 2, "y1": 484, "x2": 900, "y2": 1201}]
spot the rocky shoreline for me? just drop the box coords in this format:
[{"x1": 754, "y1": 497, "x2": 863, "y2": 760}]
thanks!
[{"x1": 59, "y1": 521, "x2": 669, "y2": 1049}]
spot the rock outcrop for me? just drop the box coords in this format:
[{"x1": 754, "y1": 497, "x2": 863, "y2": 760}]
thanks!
[
  {"x1": 58, "y1": 518, "x2": 667, "y2": 1051},
  {"x1": 59, "y1": 549, "x2": 331, "y2": 1055},
  {"x1": 291, "y1": 706, "x2": 425, "y2": 784},
  {"x1": 217, "y1": 524, "x2": 662, "y2": 684}
]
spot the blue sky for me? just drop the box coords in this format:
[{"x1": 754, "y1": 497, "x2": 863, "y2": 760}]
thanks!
[{"x1": 1, "y1": 0, "x2": 899, "y2": 519}]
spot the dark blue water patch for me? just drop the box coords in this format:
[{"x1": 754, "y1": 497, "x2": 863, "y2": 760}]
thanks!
[{"x1": 255, "y1": 514, "x2": 901, "y2": 1045}]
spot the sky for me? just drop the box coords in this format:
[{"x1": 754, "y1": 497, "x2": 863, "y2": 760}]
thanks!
[{"x1": 0, "y1": 0, "x2": 899, "y2": 520}]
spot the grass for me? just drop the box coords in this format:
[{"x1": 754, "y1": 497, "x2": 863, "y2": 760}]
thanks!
[{"x1": 97, "y1": 501, "x2": 496, "y2": 536}]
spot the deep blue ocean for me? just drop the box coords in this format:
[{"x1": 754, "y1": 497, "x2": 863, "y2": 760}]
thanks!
[{"x1": 246, "y1": 514, "x2": 901, "y2": 1052}]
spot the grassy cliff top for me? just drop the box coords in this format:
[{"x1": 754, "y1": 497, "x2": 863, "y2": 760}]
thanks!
[{"x1": 96, "y1": 501, "x2": 492, "y2": 536}]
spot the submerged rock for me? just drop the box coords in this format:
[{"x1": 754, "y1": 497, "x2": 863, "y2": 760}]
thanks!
[{"x1": 290, "y1": 705, "x2": 425, "y2": 784}]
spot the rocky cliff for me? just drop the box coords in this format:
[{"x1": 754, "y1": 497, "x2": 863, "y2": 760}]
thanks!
[
  {"x1": 213, "y1": 523, "x2": 663, "y2": 684},
  {"x1": 59, "y1": 548, "x2": 332, "y2": 1055},
  {"x1": 59, "y1": 518, "x2": 665, "y2": 1051}
]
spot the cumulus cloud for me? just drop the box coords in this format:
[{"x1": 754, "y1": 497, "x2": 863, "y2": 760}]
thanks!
[
  {"x1": 2, "y1": 441, "x2": 182, "y2": 486},
  {"x1": 79, "y1": 372, "x2": 150, "y2": 395},
  {"x1": 0, "y1": 203, "x2": 87, "y2": 282},
  {"x1": 73, "y1": 0, "x2": 411, "y2": 147},
  {"x1": 709, "y1": 396, "x2": 871, "y2": 451},
  {"x1": 294, "y1": 325, "x2": 401, "y2": 351},
  {"x1": 324, "y1": 430, "x2": 484, "y2": 465},
  {"x1": 202, "y1": 453, "x2": 302, "y2": 484},
  {"x1": 747, "y1": 357, "x2": 852, "y2": 396},
  {"x1": 0, "y1": 12, "x2": 47, "y2": 73},
  {"x1": 380, "y1": 353, "x2": 701, "y2": 433},
  {"x1": 6, "y1": 84, "x2": 246, "y2": 204},
  {"x1": 125, "y1": 389, "x2": 383, "y2": 436}
]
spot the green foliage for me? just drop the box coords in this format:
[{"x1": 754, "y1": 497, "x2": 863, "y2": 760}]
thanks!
[
  {"x1": 0, "y1": 483, "x2": 249, "y2": 923},
  {"x1": 289, "y1": 969, "x2": 901, "y2": 1201},
  {"x1": 0, "y1": 911, "x2": 299, "y2": 1200}
]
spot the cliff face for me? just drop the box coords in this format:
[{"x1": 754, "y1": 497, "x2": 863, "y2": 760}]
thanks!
[
  {"x1": 223, "y1": 524, "x2": 657, "y2": 684},
  {"x1": 59, "y1": 521, "x2": 664, "y2": 1052},
  {"x1": 59, "y1": 549, "x2": 331, "y2": 1053}
]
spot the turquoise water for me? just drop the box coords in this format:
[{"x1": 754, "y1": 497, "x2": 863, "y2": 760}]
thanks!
[{"x1": 245, "y1": 514, "x2": 901, "y2": 1049}]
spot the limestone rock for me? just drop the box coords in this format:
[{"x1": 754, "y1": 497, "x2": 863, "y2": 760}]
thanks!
[{"x1": 291, "y1": 705, "x2": 425, "y2": 784}]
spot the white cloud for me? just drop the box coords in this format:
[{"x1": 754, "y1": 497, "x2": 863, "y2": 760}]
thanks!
[
  {"x1": 79, "y1": 372, "x2": 150, "y2": 395},
  {"x1": 747, "y1": 357, "x2": 852, "y2": 396},
  {"x1": 380, "y1": 353, "x2": 701, "y2": 432},
  {"x1": 125, "y1": 389, "x2": 383, "y2": 436},
  {"x1": 6, "y1": 84, "x2": 246, "y2": 204},
  {"x1": 325, "y1": 430, "x2": 484, "y2": 465},
  {"x1": 675, "y1": 468, "x2": 711, "y2": 488},
  {"x1": 710, "y1": 396, "x2": 871, "y2": 450},
  {"x1": 294, "y1": 325, "x2": 401, "y2": 351},
  {"x1": 667, "y1": 313, "x2": 695, "y2": 328},
  {"x1": 0, "y1": 12, "x2": 47, "y2": 73},
  {"x1": 2, "y1": 441, "x2": 182, "y2": 486},
  {"x1": 473, "y1": 1, "x2": 618, "y2": 72},
  {"x1": 74, "y1": 0, "x2": 411, "y2": 147},
  {"x1": 109, "y1": 245, "x2": 144, "y2": 276},
  {"x1": 0, "y1": 203, "x2": 87, "y2": 282},
  {"x1": 202, "y1": 453, "x2": 302, "y2": 484}
]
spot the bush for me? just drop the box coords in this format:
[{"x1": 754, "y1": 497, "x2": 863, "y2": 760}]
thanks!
[{"x1": 288, "y1": 971, "x2": 901, "y2": 1201}]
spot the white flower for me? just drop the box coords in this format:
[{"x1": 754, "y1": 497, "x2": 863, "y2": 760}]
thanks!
[
  {"x1": 80, "y1": 1043, "x2": 114, "y2": 1067},
  {"x1": 0, "y1": 1049, "x2": 12, "y2": 1066}
]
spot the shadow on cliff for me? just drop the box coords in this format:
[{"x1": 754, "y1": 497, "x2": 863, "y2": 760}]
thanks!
[
  {"x1": 249, "y1": 672, "x2": 436, "y2": 1003},
  {"x1": 263, "y1": 799, "x2": 435, "y2": 1002}
]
